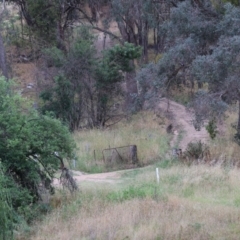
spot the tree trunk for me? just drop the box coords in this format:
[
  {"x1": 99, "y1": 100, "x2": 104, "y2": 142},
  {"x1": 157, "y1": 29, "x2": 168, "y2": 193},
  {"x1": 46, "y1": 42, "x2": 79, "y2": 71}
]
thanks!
[
  {"x1": 2, "y1": 0, "x2": 6, "y2": 10},
  {"x1": 0, "y1": 31, "x2": 8, "y2": 79},
  {"x1": 89, "y1": 4, "x2": 97, "y2": 21},
  {"x1": 56, "y1": 21, "x2": 66, "y2": 52},
  {"x1": 125, "y1": 61, "x2": 137, "y2": 111},
  {"x1": 198, "y1": 82, "x2": 203, "y2": 89},
  {"x1": 130, "y1": 145, "x2": 138, "y2": 164},
  {"x1": 237, "y1": 99, "x2": 240, "y2": 135},
  {"x1": 118, "y1": 22, "x2": 128, "y2": 42},
  {"x1": 142, "y1": 21, "x2": 149, "y2": 63}
]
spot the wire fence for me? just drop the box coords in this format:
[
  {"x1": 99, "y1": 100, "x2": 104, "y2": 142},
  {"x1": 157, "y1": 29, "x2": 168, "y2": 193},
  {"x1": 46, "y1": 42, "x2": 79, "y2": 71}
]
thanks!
[{"x1": 102, "y1": 145, "x2": 138, "y2": 166}]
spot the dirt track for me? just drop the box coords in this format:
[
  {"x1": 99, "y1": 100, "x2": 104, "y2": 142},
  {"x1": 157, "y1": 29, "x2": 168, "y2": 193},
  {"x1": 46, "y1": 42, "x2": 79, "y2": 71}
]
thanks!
[
  {"x1": 53, "y1": 99, "x2": 210, "y2": 186},
  {"x1": 158, "y1": 98, "x2": 209, "y2": 151},
  {"x1": 53, "y1": 170, "x2": 122, "y2": 185}
]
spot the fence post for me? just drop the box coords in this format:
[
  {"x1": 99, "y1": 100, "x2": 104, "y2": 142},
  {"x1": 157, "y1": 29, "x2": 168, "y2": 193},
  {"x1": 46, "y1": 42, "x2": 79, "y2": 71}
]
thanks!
[
  {"x1": 131, "y1": 145, "x2": 138, "y2": 164},
  {"x1": 156, "y1": 168, "x2": 159, "y2": 184},
  {"x1": 72, "y1": 159, "x2": 76, "y2": 169},
  {"x1": 94, "y1": 150, "x2": 96, "y2": 162}
]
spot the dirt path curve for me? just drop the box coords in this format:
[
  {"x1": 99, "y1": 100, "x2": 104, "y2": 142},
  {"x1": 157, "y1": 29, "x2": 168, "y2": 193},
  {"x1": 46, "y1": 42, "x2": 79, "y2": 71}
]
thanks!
[
  {"x1": 53, "y1": 99, "x2": 210, "y2": 186},
  {"x1": 157, "y1": 98, "x2": 209, "y2": 151},
  {"x1": 53, "y1": 169, "x2": 128, "y2": 185}
]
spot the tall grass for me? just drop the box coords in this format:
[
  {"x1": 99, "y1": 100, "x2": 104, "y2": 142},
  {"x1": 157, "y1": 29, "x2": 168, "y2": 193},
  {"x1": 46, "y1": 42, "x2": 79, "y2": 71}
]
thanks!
[
  {"x1": 208, "y1": 109, "x2": 240, "y2": 166},
  {"x1": 0, "y1": 163, "x2": 14, "y2": 240},
  {"x1": 30, "y1": 165, "x2": 240, "y2": 240},
  {"x1": 73, "y1": 111, "x2": 170, "y2": 173},
  {"x1": 24, "y1": 108, "x2": 240, "y2": 240}
]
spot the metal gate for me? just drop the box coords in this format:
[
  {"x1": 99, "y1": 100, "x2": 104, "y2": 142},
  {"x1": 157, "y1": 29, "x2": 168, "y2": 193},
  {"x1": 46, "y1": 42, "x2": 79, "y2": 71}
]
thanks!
[{"x1": 102, "y1": 145, "x2": 138, "y2": 165}]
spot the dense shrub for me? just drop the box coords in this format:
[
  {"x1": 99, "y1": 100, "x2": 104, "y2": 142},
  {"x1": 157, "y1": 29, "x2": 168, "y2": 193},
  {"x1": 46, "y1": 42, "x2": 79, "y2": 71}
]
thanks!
[
  {"x1": 0, "y1": 77, "x2": 75, "y2": 232},
  {"x1": 185, "y1": 141, "x2": 209, "y2": 160}
]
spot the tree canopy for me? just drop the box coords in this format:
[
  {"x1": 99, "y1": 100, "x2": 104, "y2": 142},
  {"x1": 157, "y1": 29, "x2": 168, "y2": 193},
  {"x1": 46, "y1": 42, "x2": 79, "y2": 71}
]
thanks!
[
  {"x1": 137, "y1": 0, "x2": 240, "y2": 136},
  {"x1": 40, "y1": 28, "x2": 141, "y2": 130}
]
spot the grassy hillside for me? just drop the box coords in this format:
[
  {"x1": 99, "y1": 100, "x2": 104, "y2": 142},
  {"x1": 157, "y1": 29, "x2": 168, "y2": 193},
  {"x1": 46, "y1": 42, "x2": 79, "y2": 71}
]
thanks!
[
  {"x1": 20, "y1": 108, "x2": 240, "y2": 240},
  {"x1": 73, "y1": 111, "x2": 170, "y2": 173},
  {"x1": 3, "y1": 3, "x2": 240, "y2": 240},
  {"x1": 208, "y1": 109, "x2": 240, "y2": 166},
  {"x1": 29, "y1": 164, "x2": 240, "y2": 240}
]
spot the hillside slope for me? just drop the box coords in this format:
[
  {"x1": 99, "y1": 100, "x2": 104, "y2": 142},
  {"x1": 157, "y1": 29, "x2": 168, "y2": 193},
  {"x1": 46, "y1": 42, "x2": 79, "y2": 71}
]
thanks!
[
  {"x1": 53, "y1": 99, "x2": 210, "y2": 186},
  {"x1": 158, "y1": 98, "x2": 209, "y2": 151}
]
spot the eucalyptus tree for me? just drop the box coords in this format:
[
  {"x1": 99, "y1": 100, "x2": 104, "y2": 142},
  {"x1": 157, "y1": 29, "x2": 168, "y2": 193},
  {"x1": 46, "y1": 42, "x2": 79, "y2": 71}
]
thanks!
[
  {"x1": 106, "y1": 0, "x2": 171, "y2": 62},
  {"x1": 137, "y1": 0, "x2": 240, "y2": 138},
  {"x1": 136, "y1": 0, "x2": 220, "y2": 105},
  {"x1": 191, "y1": 4, "x2": 240, "y2": 136},
  {"x1": 40, "y1": 28, "x2": 141, "y2": 130},
  {"x1": 0, "y1": 30, "x2": 8, "y2": 79},
  {"x1": 0, "y1": 8, "x2": 8, "y2": 79},
  {"x1": 6, "y1": 0, "x2": 89, "y2": 48}
]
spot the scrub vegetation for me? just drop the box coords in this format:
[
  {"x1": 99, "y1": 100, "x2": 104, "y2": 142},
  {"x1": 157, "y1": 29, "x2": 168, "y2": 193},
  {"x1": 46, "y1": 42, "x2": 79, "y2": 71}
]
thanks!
[{"x1": 1, "y1": 0, "x2": 240, "y2": 239}]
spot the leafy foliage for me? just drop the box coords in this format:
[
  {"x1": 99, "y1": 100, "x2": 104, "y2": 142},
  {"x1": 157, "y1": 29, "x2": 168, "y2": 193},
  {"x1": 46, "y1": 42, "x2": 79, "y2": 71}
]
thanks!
[
  {"x1": 137, "y1": 0, "x2": 240, "y2": 135},
  {"x1": 102, "y1": 42, "x2": 141, "y2": 74},
  {"x1": 0, "y1": 77, "x2": 75, "y2": 229},
  {"x1": 6, "y1": 0, "x2": 85, "y2": 49},
  {"x1": 40, "y1": 30, "x2": 141, "y2": 130},
  {"x1": 206, "y1": 119, "x2": 218, "y2": 140},
  {"x1": 107, "y1": 0, "x2": 170, "y2": 60},
  {"x1": 185, "y1": 141, "x2": 209, "y2": 160},
  {"x1": 26, "y1": 0, "x2": 58, "y2": 40},
  {"x1": 0, "y1": 163, "x2": 14, "y2": 240}
]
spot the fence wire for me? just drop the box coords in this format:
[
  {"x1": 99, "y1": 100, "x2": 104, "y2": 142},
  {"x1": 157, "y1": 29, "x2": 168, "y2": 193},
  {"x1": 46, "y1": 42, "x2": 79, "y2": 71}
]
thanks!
[{"x1": 102, "y1": 145, "x2": 138, "y2": 165}]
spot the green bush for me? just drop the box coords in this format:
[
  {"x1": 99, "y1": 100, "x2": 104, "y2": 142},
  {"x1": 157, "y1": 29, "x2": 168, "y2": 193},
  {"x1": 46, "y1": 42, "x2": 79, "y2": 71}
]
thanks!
[
  {"x1": 40, "y1": 38, "x2": 141, "y2": 130},
  {"x1": 0, "y1": 163, "x2": 14, "y2": 240},
  {"x1": 0, "y1": 77, "x2": 76, "y2": 233},
  {"x1": 206, "y1": 119, "x2": 218, "y2": 140},
  {"x1": 185, "y1": 141, "x2": 209, "y2": 160}
]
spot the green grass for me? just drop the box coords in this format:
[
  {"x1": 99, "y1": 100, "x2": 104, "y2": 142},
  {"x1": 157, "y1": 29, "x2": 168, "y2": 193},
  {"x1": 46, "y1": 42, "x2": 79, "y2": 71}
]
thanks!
[
  {"x1": 117, "y1": 164, "x2": 240, "y2": 208},
  {"x1": 28, "y1": 164, "x2": 240, "y2": 240},
  {"x1": 19, "y1": 107, "x2": 240, "y2": 239},
  {"x1": 73, "y1": 111, "x2": 170, "y2": 173},
  {"x1": 16, "y1": 109, "x2": 240, "y2": 240}
]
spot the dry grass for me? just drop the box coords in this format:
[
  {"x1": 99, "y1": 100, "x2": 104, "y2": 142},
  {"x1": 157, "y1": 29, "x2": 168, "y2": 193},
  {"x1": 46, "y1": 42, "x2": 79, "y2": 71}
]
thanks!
[
  {"x1": 6, "y1": 5, "x2": 240, "y2": 239},
  {"x1": 73, "y1": 111, "x2": 170, "y2": 173},
  {"x1": 208, "y1": 108, "x2": 240, "y2": 166},
  {"x1": 29, "y1": 165, "x2": 240, "y2": 240},
  {"x1": 24, "y1": 109, "x2": 240, "y2": 240}
]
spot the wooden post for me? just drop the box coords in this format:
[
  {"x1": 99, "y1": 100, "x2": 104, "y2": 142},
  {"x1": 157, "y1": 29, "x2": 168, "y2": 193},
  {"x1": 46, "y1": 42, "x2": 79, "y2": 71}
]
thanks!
[
  {"x1": 130, "y1": 145, "x2": 138, "y2": 164},
  {"x1": 94, "y1": 150, "x2": 96, "y2": 162}
]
